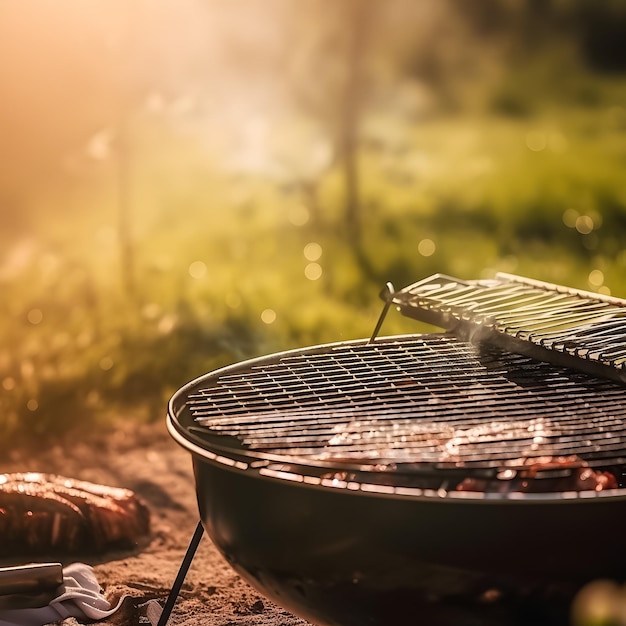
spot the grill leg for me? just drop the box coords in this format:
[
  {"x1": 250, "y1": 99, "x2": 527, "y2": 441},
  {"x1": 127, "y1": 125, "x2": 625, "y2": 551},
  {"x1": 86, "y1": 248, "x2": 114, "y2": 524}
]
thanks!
[
  {"x1": 156, "y1": 520, "x2": 204, "y2": 626},
  {"x1": 369, "y1": 282, "x2": 395, "y2": 342}
]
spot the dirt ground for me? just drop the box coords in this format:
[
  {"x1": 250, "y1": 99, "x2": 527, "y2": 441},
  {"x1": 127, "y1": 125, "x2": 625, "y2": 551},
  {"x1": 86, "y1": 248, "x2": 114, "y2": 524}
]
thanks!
[{"x1": 1, "y1": 420, "x2": 312, "y2": 626}]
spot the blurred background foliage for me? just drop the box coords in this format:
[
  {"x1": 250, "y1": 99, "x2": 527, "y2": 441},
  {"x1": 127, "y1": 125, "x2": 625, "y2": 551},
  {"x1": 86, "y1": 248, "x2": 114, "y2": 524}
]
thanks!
[{"x1": 1, "y1": 0, "x2": 625, "y2": 442}]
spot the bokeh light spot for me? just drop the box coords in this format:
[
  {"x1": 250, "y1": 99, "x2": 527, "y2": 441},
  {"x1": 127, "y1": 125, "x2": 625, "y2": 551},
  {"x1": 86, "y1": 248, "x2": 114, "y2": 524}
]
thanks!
[
  {"x1": 2, "y1": 377, "x2": 16, "y2": 391},
  {"x1": 418, "y1": 238, "x2": 436, "y2": 257},
  {"x1": 99, "y1": 356, "x2": 114, "y2": 371},
  {"x1": 76, "y1": 332, "x2": 92, "y2": 348},
  {"x1": 588, "y1": 270, "x2": 604, "y2": 288},
  {"x1": 142, "y1": 303, "x2": 162, "y2": 320},
  {"x1": 158, "y1": 315, "x2": 177, "y2": 334},
  {"x1": 571, "y1": 579, "x2": 621, "y2": 626},
  {"x1": 189, "y1": 261, "x2": 207, "y2": 279},
  {"x1": 304, "y1": 242, "x2": 322, "y2": 261},
  {"x1": 27, "y1": 308, "x2": 43, "y2": 325},
  {"x1": 575, "y1": 215, "x2": 594, "y2": 235},
  {"x1": 261, "y1": 308, "x2": 277, "y2": 324},
  {"x1": 562, "y1": 209, "x2": 579, "y2": 228},
  {"x1": 21, "y1": 361, "x2": 34, "y2": 379},
  {"x1": 87, "y1": 390, "x2": 101, "y2": 407},
  {"x1": 86, "y1": 129, "x2": 112, "y2": 160},
  {"x1": 305, "y1": 263, "x2": 323, "y2": 280},
  {"x1": 26, "y1": 399, "x2": 38, "y2": 411}
]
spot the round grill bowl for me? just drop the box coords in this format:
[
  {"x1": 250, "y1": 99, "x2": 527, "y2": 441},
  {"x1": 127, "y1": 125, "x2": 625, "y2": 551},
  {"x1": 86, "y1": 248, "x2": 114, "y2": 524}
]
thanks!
[{"x1": 167, "y1": 335, "x2": 626, "y2": 626}]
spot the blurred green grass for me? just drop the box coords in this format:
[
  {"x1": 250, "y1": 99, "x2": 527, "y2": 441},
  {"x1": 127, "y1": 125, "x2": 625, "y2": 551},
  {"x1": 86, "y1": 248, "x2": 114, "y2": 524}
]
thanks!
[{"x1": 1, "y1": 67, "x2": 625, "y2": 443}]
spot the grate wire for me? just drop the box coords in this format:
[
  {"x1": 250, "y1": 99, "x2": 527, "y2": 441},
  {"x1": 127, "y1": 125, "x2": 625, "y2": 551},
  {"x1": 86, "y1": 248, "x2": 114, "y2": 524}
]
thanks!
[{"x1": 183, "y1": 335, "x2": 626, "y2": 468}]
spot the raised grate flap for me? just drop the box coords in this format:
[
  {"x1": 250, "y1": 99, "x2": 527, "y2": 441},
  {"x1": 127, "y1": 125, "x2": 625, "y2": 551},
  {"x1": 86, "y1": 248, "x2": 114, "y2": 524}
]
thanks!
[{"x1": 391, "y1": 273, "x2": 626, "y2": 384}]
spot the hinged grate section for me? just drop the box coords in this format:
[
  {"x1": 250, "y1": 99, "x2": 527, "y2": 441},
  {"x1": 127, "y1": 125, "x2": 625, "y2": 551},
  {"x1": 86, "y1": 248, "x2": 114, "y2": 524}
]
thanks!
[
  {"x1": 179, "y1": 335, "x2": 626, "y2": 471},
  {"x1": 391, "y1": 273, "x2": 626, "y2": 384}
]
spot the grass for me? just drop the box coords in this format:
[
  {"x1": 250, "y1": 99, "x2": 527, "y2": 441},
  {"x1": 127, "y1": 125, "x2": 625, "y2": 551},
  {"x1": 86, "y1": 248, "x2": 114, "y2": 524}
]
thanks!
[{"x1": 2, "y1": 70, "x2": 626, "y2": 443}]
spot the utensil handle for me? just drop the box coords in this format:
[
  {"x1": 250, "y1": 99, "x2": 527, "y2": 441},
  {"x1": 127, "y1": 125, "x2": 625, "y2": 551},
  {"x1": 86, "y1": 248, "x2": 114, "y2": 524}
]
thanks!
[{"x1": 0, "y1": 562, "x2": 63, "y2": 596}]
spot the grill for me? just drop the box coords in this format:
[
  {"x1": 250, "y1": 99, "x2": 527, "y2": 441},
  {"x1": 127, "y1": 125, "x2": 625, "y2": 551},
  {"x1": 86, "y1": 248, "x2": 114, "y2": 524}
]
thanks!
[
  {"x1": 179, "y1": 334, "x2": 626, "y2": 491},
  {"x1": 161, "y1": 272, "x2": 626, "y2": 626}
]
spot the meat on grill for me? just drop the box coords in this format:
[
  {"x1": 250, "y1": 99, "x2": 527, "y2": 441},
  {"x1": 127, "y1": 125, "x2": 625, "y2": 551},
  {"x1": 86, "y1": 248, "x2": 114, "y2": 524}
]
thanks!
[
  {"x1": 0, "y1": 473, "x2": 150, "y2": 557},
  {"x1": 455, "y1": 456, "x2": 618, "y2": 494}
]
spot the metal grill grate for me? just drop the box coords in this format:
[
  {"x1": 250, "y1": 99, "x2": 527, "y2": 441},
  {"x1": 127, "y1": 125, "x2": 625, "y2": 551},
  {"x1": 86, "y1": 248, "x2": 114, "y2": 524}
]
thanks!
[
  {"x1": 391, "y1": 273, "x2": 626, "y2": 384},
  {"x1": 179, "y1": 334, "x2": 626, "y2": 472}
]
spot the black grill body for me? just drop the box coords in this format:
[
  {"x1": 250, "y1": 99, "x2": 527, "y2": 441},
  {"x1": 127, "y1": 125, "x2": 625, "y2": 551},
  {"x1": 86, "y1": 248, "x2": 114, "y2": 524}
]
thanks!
[
  {"x1": 168, "y1": 333, "x2": 626, "y2": 626},
  {"x1": 189, "y1": 452, "x2": 626, "y2": 626}
]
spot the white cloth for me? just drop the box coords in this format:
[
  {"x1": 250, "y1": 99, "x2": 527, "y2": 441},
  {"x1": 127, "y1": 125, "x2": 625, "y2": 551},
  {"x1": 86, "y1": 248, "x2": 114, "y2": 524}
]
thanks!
[{"x1": 0, "y1": 563, "x2": 124, "y2": 626}]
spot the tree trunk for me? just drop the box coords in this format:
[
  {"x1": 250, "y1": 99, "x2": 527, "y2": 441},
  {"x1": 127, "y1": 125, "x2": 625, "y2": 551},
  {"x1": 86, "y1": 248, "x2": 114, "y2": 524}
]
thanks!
[
  {"x1": 340, "y1": 0, "x2": 372, "y2": 267},
  {"x1": 116, "y1": 115, "x2": 137, "y2": 304}
]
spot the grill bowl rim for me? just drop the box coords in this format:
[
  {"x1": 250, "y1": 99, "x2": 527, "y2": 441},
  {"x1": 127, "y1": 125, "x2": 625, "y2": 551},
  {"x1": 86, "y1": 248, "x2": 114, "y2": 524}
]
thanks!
[
  {"x1": 167, "y1": 415, "x2": 626, "y2": 503},
  {"x1": 168, "y1": 333, "x2": 626, "y2": 502}
]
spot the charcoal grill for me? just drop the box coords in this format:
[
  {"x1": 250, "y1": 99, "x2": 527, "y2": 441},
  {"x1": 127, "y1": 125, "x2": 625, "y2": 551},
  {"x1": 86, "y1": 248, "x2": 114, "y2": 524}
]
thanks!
[{"x1": 159, "y1": 273, "x2": 626, "y2": 626}]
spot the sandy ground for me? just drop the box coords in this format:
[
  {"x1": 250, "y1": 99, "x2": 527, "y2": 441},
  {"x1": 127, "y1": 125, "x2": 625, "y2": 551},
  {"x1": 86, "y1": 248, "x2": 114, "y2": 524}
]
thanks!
[{"x1": 1, "y1": 421, "x2": 312, "y2": 626}]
